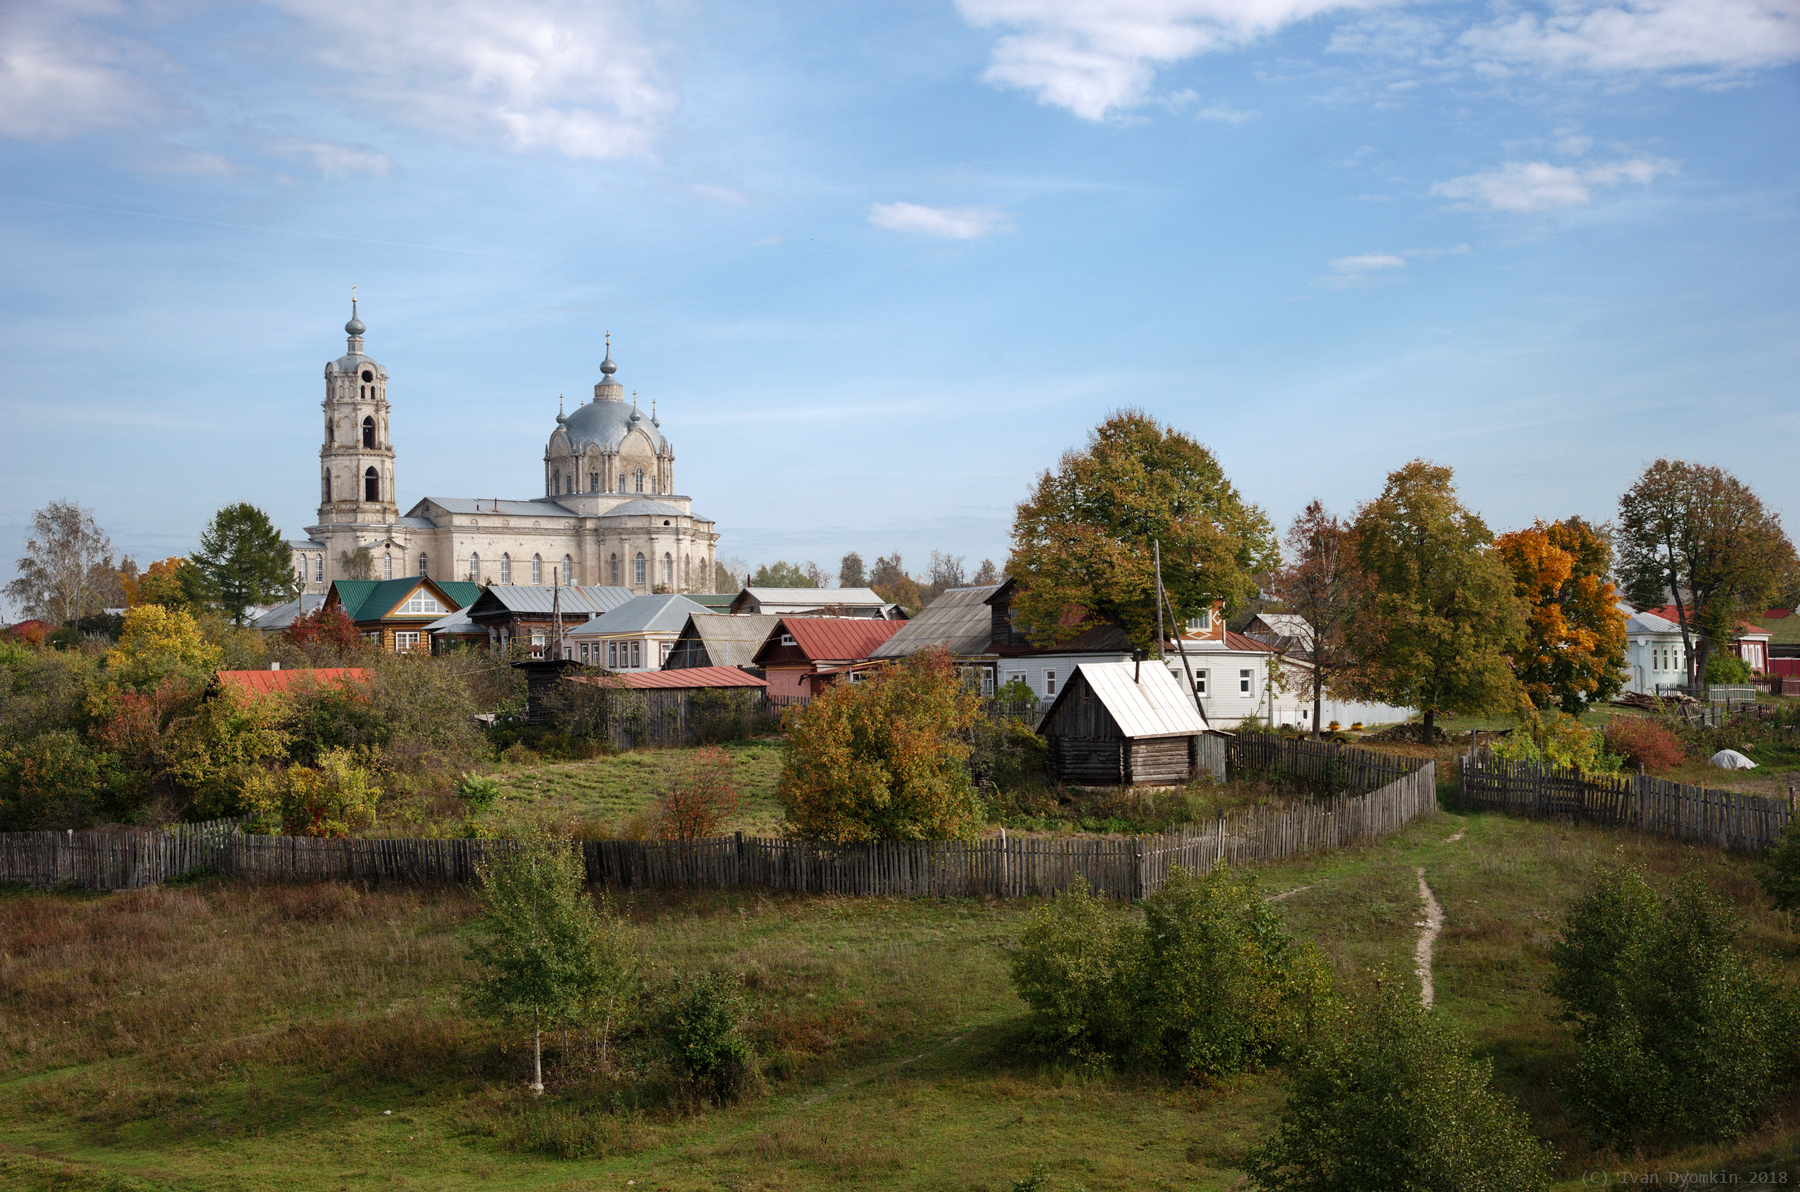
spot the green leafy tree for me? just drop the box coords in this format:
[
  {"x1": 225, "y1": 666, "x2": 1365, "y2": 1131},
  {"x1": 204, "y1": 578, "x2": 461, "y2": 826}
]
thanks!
[
  {"x1": 837, "y1": 551, "x2": 867, "y2": 589},
  {"x1": 193, "y1": 502, "x2": 294, "y2": 625},
  {"x1": 748, "y1": 560, "x2": 815, "y2": 588},
  {"x1": 0, "y1": 731, "x2": 127, "y2": 830},
  {"x1": 1342, "y1": 461, "x2": 1525, "y2": 740},
  {"x1": 1705, "y1": 652, "x2": 1751, "y2": 683},
  {"x1": 1245, "y1": 979, "x2": 1556, "y2": 1192},
  {"x1": 4, "y1": 500, "x2": 117, "y2": 626},
  {"x1": 1006, "y1": 411, "x2": 1276, "y2": 650},
  {"x1": 467, "y1": 834, "x2": 633, "y2": 1093},
  {"x1": 664, "y1": 970, "x2": 758, "y2": 1102},
  {"x1": 778, "y1": 647, "x2": 983, "y2": 841},
  {"x1": 1011, "y1": 883, "x2": 1139, "y2": 1056},
  {"x1": 1549, "y1": 860, "x2": 1790, "y2": 1148},
  {"x1": 1617, "y1": 460, "x2": 1798, "y2": 687}
]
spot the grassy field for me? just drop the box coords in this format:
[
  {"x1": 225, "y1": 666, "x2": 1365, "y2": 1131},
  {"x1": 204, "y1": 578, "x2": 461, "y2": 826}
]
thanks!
[
  {"x1": 483, "y1": 742, "x2": 788, "y2": 838},
  {"x1": 7, "y1": 804, "x2": 1800, "y2": 1190}
]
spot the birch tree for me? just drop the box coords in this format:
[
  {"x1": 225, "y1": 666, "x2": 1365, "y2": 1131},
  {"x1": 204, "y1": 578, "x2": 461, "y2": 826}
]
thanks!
[{"x1": 4, "y1": 501, "x2": 116, "y2": 626}]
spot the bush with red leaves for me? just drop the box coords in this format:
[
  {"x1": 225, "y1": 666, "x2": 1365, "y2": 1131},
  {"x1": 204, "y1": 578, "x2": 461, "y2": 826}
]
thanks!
[
  {"x1": 1603, "y1": 716, "x2": 1687, "y2": 774},
  {"x1": 655, "y1": 746, "x2": 744, "y2": 840}
]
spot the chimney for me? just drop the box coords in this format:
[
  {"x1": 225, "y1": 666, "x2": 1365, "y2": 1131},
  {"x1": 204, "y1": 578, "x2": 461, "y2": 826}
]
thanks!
[
  {"x1": 269, "y1": 661, "x2": 281, "y2": 671},
  {"x1": 1133, "y1": 649, "x2": 1143, "y2": 684}
]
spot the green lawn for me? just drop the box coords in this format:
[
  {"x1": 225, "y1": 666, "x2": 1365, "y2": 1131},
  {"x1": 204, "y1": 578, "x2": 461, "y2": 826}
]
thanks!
[
  {"x1": 5, "y1": 809, "x2": 1800, "y2": 1190},
  {"x1": 481, "y1": 742, "x2": 788, "y2": 838}
]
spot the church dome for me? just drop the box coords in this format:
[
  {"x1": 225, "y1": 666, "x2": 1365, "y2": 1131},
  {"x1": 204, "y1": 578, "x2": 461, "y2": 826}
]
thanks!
[{"x1": 557, "y1": 398, "x2": 665, "y2": 456}]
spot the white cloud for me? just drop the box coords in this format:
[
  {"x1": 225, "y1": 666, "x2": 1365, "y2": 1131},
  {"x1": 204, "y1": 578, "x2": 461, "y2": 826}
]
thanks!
[
  {"x1": 265, "y1": 137, "x2": 393, "y2": 178},
  {"x1": 1432, "y1": 157, "x2": 1678, "y2": 212},
  {"x1": 1194, "y1": 103, "x2": 1258, "y2": 122},
  {"x1": 1459, "y1": 0, "x2": 1800, "y2": 79},
  {"x1": 272, "y1": 0, "x2": 670, "y2": 160},
  {"x1": 869, "y1": 202, "x2": 1011, "y2": 240},
  {"x1": 1330, "y1": 252, "x2": 1406, "y2": 271},
  {"x1": 955, "y1": 0, "x2": 1384, "y2": 120},
  {"x1": 0, "y1": 6, "x2": 165, "y2": 141}
]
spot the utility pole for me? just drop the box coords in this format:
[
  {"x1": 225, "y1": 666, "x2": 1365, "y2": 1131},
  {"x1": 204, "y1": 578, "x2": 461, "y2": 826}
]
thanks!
[
  {"x1": 1154, "y1": 540, "x2": 1165, "y2": 661},
  {"x1": 552, "y1": 574, "x2": 563, "y2": 660},
  {"x1": 1157, "y1": 539, "x2": 1206, "y2": 724}
]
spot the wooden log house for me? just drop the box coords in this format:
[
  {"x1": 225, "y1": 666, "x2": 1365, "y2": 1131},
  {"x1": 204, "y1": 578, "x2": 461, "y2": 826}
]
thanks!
[{"x1": 1036, "y1": 658, "x2": 1213, "y2": 786}]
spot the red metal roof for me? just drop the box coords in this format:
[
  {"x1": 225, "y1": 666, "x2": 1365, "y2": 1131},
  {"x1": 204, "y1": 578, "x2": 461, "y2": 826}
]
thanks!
[
  {"x1": 619, "y1": 666, "x2": 766, "y2": 690},
  {"x1": 1646, "y1": 606, "x2": 1770, "y2": 638},
  {"x1": 1223, "y1": 629, "x2": 1276, "y2": 653},
  {"x1": 760, "y1": 617, "x2": 903, "y2": 665},
  {"x1": 217, "y1": 668, "x2": 373, "y2": 697}
]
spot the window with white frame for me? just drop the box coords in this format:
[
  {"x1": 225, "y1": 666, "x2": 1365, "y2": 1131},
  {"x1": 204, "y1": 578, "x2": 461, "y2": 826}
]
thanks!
[
  {"x1": 501, "y1": 554, "x2": 511, "y2": 584},
  {"x1": 562, "y1": 555, "x2": 572, "y2": 585},
  {"x1": 608, "y1": 641, "x2": 619, "y2": 668},
  {"x1": 393, "y1": 631, "x2": 421, "y2": 652},
  {"x1": 630, "y1": 641, "x2": 642, "y2": 668},
  {"x1": 532, "y1": 554, "x2": 542, "y2": 584},
  {"x1": 1187, "y1": 610, "x2": 1212, "y2": 632},
  {"x1": 660, "y1": 641, "x2": 673, "y2": 665},
  {"x1": 531, "y1": 632, "x2": 546, "y2": 657},
  {"x1": 1239, "y1": 668, "x2": 1253, "y2": 694},
  {"x1": 780, "y1": 633, "x2": 795, "y2": 646},
  {"x1": 469, "y1": 553, "x2": 480, "y2": 582},
  {"x1": 314, "y1": 556, "x2": 323, "y2": 582},
  {"x1": 418, "y1": 553, "x2": 428, "y2": 577},
  {"x1": 399, "y1": 591, "x2": 446, "y2": 615},
  {"x1": 634, "y1": 552, "x2": 646, "y2": 585},
  {"x1": 1045, "y1": 670, "x2": 1057, "y2": 695},
  {"x1": 383, "y1": 552, "x2": 393, "y2": 580},
  {"x1": 1195, "y1": 669, "x2": 1208, "y2": 694}
]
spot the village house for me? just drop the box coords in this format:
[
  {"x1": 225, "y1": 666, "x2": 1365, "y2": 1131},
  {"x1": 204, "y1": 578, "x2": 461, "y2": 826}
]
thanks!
[
  {"x1": 982, "y1": 578, "x2": 1134, "y2": 701},
  {"x1": 869, "y1": 584, "x2": 1003, "y2": 690},
  {"x1": 728, "y1": 587, "x2": 902, "y2": 619},
  {"x1": 463, "y1": 584, "x2": 633, "y2": 656},
  {"x1": 1630, "y1": 605, "x2": 1775, "y2": 685},
  {"x1": 1036, "y1": 659, "x2": 1215, "y2": 786},
  {"x1": 322, "y1": 577, "x2": 482, "y2": 652},
  {"x1": 664, "y1": 613, "x2": 783, "y2": 673},
  {"x1": 751, "y1": 617, "x2": 905, "y2": 699},
  {"x1": 250, "y1": 594, "x2": 326, "y2": 634},
  {"x1": 215, "y1": 665, "x2": 373, "y2": 698},
  {"x1": 565, "y1": 593, "x2": 711, "y2": 670}
]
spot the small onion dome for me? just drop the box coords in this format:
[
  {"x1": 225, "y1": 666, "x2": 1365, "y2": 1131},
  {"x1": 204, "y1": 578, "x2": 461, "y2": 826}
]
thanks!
[
  {"x1": 600, "y1": 348, "x2": 616, "y2": 378},
  {"x1": 345, "y1": 301, "x2": 365, "y2": 337}
]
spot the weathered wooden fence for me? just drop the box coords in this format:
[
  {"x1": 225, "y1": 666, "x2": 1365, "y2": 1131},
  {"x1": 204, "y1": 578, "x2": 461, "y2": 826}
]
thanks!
[
  {"x1": 592, "y1": 688, "x2": 782, "y2": 750},
  {"x1": 1458, "y1": 749, "x2": 1793, "y2": 852},
  {"x1": 3, "y1": 738, "x2": 1437, "y2": 896},
  {"x1": 1226, "y1": 732, "x2": 1422, "y2": 792}
]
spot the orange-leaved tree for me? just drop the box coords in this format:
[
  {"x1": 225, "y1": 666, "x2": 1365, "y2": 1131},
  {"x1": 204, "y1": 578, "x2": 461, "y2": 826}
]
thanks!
[
  {"x1": 656, "y1": 745, "x2": 744, "y2": 839},
  {"x1": 777, "y1": 648, "x2": 983, "y2": 841},
  {"x1": 1493, "y1": 518, "x2": 1627, "y2": 715}
]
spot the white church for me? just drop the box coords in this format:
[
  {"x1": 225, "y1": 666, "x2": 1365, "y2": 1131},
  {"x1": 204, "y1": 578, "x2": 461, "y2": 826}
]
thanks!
[{"x1": 288, "y1": 304, "x2": 720, "y2": 596}]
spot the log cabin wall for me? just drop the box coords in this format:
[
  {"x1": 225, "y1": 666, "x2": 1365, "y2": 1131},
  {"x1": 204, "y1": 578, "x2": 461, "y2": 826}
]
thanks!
[
  {"x1": 1044, "y1": 672, "x2": 1125, "y2": 783},
  {"x1": 1125, "y1": 737, "x2": 1193, "y2": 785}
]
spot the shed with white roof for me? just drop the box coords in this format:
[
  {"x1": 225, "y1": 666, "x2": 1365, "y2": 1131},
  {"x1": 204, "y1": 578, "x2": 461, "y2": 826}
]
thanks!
[{"x1": 1035, "y1": 659, "x2": 1212, "y2": 787}]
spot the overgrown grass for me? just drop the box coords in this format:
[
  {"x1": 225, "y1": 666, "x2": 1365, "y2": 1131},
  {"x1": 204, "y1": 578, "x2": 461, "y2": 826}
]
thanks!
[
  {"x1": 5, "y1": 810, "x2": 1800, "y2": 1188},
  {"x1": 480, "y1": 742, "x2": 787, "y2": 837}
]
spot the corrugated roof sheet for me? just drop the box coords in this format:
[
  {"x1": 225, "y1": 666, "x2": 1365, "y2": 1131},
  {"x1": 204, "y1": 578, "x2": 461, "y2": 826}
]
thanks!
[
  {"x1": 676, "y1": 613, "x2": 784, "y2": 668},
  {"x1": 566, "y1": 593, "x2": 711, "y2": 636},
  {"x1": 1041, "y1": 661, "x2": 1209, "y2": 738},
  {"x1": 251, "y1": 594, "x2": 326, "y2": 632},
  {"x1": 619, "y1": 666, "x2": 766, "y2": 690},
  {"x1": 424, "y1": 607, "x2": 483, "y2": 635},
  {"x1": 217, "y1": 667, "x2": 372, "y2": 698},
  {"x1": 469, "y1": 585, "x2": 635, "y2": 616},
  {"x1": 766, "y1": 617, "x2": 903, "y2": 663},
  {"x1": 1645, "y1": 605, "x2": 1768, "y2": 638},
  {"x1": 871, "y1": 584, "x2": 1000, "y2": 659},
  {"x1": 1756, "y1": 610, "x2": 1800, "y2": 647}
]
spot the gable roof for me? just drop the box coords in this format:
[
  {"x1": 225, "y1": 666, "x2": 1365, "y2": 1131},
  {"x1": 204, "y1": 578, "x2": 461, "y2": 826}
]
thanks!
[
  {"x1": 566, "y1": 593, "x2": 711, "y2": 637},
  {"x1": 1645, "y1": 605, "x2": 1770, "y2": 640},
  {"x1": 1626, "y1": 611, "x2": 1684, "y2": 636},
  {"x1": 730, "y1": 587, "x2": 893, "y2": 615},
  {"x1": 673, "y1": 613, "x2": 785, "y2": 668},
  {"x1": 217, "y1": 667, "x2": 372, "y2": 698},
  {"x1": 755, "y1": 617, "x2": 904, "y2": 665},
  {"x1": 1754, "y1": 610, "x2": 1800, "y2": 648},
  {"x1": 465, "y1": 585, "x2": 635, "y2": 619},
  {"x1": 327, "y1": 577, "x2": 480, "y2": 623},
  {"x1": 251, "y1": 593, "x2": 326, "y2": 633},
  {"x1": 1037, "y1": 660, "x2": 1210, "y2": 739},
  {"x1": 871, "y1": 584, "x2": 1001, "y2": 659}
]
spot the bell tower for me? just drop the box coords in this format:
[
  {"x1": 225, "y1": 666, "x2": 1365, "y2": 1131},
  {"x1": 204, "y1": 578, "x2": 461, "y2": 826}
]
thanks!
[{"x1": 318, "y1": 296, "x2": 398, "y2": 526}]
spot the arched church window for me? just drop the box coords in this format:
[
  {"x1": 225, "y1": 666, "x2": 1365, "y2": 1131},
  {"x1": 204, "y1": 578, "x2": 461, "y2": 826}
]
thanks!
[
  {"x1": 383, "y1": 552, "x2": 393, "y2": 580},
  {"x1": 314, "y1": 556, "x2": 323, "y2": 582},
  {"x1": 532, "y1": 554, "x2": 542, "y2": 584},
  {"x1": 501, "y1": 554, "x2": 512, "y2": 584},
  {"x1": 634, "y1": 469, "x2": 644, "y2": 494},
  {"x1": 618, "y1": 476, "x2": 626, "y2": 493},
  {"x1": 362, "y1": 417, "x2": 375, "y2": 448},
  {"x1": 609, "y1": 554, "x2": 620, "y2": 585},
  {"x1": 364, "y1": 467, "x2": 378, "y2": 502},
  {"x1": 323, "y1": 473, "x2": 331, "y2": 503},
  {"x1": 469, "y1": 553, "x2": 481, "y2": 582},
  {"x1": 418, "y1": 553, "x2": 429, "y2": 578},
  {"x1": 662, "y1": 553, "x2": 672, "y2": 587},
  {"x1": 561, "y1": 555, "x2": 572, "y2": 585},
  {"x1": 589, "y1": 473, "x2": 599, "y2": 493},
  {"x1": 327, "y1": 420, "x2": 334, "y2": 444},
  {"x1": 634, "y1": 552, "x2": 646, "y2": 586},
  {"x1": 551, "y1": 469, "x2": 560, "y2": 495}
]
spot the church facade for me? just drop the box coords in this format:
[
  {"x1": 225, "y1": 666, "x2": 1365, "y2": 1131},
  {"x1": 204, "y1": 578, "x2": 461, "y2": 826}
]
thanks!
[{"x1": 289, "y1": 306, "x2": 719, "y2": 597}]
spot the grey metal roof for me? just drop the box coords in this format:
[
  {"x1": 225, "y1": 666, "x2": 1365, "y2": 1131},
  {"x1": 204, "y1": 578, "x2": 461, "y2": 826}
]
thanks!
[
  {"x1": 871, "y1": 584, "x2": 1000, "y2": 659},
  {"x1": 395, "y1": 516, "x2": 436, "y2": 529},
  {"x1": 286, "y1": 539, "x2": 327, "y2": 550},
  {"x1": 422, "y1": 497, "x2": 578, "y2": 518},
  {"x1": 600, "y1": 499, "x2": 685, "y2": 518},
  {"x1": 423, "y1": 607, "x2": 483, "y2": 635},
  {"x1": 675, "y1": 613, "x2": 784, "y2": 668},
  {"x1": 250, "y1": 594, "x2": 325, "y2": 632},
  {"x1": 1038, "y1": 661, "x2": 1210, "y2": 738},
  {"x1": 567, "y1": 593, "x2": 711, "y2": 637},
  {"x1": 472, "y1": 585, "x2": 635, "y2": 615},
  {"x1": 556, "y1": 392, "x2": 666, "y2": 456},
  {"x1": 1626, "y1": 611, "x2": 1683, "y2": 636}
]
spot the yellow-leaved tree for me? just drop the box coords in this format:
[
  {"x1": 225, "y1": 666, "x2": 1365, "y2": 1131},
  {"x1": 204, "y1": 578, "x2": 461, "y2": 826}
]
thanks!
[
  {"x1": 1493, "y1": 518, "x2": 1627, "y2": 714},
  {"x1": 105, "y1": 605, "x2": 223, "y2": 692}
]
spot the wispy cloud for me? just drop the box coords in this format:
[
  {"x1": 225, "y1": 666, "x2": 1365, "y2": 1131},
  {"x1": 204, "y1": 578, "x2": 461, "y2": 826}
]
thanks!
[
  {"x1": 869, "y1": 202, "x2": 1011, "y2": 240},
  {"x1": 1432, "y1": 158, "x2": 1678, "y2": 212},
  {"x1": 265, "y1": 137, "x2": 393, "y2": 178},
  {"x1": 1194, "y1": 103, "x2": 1258, "y2": 123},
  {"x1": 1458, "y1": 0, "x2": 1800, "y2": 80},
  {"x1": 0, "y1": 6, "x2": 167, "y2": 141},
  {"x1": 1319, "y1": 243, "x2": 1472, "y2": 287},
  {"x1": 1331, "y1": 252, "x2": 1406, "y2": 272}
]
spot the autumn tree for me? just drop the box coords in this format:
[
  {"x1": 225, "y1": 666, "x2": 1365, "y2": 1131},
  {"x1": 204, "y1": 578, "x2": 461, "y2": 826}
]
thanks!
[
  {"x1": 278, "y1": 603, "x2": 369, "y2": 664},
  {"x1": 4, "y1": 500, "x2": 118, "y2": 626},
  {"x1": 1343, "y1": 461, "x2": 1525, "y2": 740},
  {"x1": 106, "y1": 605, "x2": 224, "y2": 692},
  {"x1": 972, "y1": 558, "x2": 1000, "y2": 585},
  {"x1": 1616, "y1": 460, "x2": 1797, "y2": 686},
  {"x1": 125, "y1": 556, "x2": 209, "y2": 613},
  {"x1": 869, "y1": 552, "x2": 924, "y2": 614},
  {"x1": 838, "y1": 551, "x2": 867, "y2": 588},
  {"x1": 1270, "y1": 502, "x2": 1365, "y2": 738},
  {"x1": 748, "y1": 560, "x2": 815, "y2": 588},
  {"x1": 1007, "y1": 411, "x2": 1276, "y2": 651},
  {"x1": 778, "y1": 648, "x2": 983, "y2": 841},
  {"x1": 193, "y1": 502, "x2": 294, "y2": 625},
  {"x1": 1494, "y1": 518, "x2": 1627, "y2": 714}
]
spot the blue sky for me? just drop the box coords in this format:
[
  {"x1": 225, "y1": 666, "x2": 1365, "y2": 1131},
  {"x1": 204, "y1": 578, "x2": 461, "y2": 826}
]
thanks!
[{"x1": 2, "y1": 0, "x2": 1796, "y2": 604}]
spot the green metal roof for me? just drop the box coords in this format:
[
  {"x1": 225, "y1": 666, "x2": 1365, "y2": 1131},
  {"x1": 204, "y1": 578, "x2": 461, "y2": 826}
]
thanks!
[
  {"x1": 329, "y1": 578, "x2": 482, "y2": 623},
  {"x1": 1754, "y1": 611, "x2": 1800, "y2": 647}
]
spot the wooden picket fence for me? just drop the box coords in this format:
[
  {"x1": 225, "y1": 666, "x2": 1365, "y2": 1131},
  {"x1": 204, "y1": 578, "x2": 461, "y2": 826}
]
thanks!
[
  {"x1": 1458, "y1": 749, "x2": 1793, "y2": 853},
  {"x1": 2, "y1": 738, "x2": 1436, "y2": 896}
]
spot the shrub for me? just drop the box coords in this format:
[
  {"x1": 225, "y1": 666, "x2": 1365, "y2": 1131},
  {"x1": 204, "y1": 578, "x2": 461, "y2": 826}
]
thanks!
[
  {"x1": 1010, "y1": 883, "x2": 1138, "y2": 1057},
  {"x1": 1705, "y1": 652, "x2": 1752, "y2": 684},
  {"x1": 104, "y1": 605, "x2": 222, "y2": 693},
  {"x1": 664, "y1": 970, "x2": 758, "y2": 1102},
  {"x1": 282, "y1": 673, "x2": 383, "y2": 765},
  {"x1": 165, "y1": 688, "x2": 291, "y2": 817},
  {"x1": 1549, "y1": 860, "x2": 1791, "y2": 1148},
  {"x1": 371, "y1": 652, "x2": 486, "y2": 774},
  {"x1": 0, "y1": 642, "x2": 102, "y2": 746},
  {"x1": 543, "y1": 674, "x2": 645, "y2": 741},
  {"x1": 968, "y1": 716, "x2": 1051, "y2": 794},
  {"x1": 778, "y1": 648, "x2": 983, "y2": 841},
  {"x1": 457, "y1": 772, "x2": 503, "y2": 811},
  {"x1": 1245, "y1": 980, "x2": 1557, "y2": 1192},
  {"x1": 655, "y1": 746, "x2": 743, "y2": 839},
  {"x1": 1491, "y1": 709, "x2": 1618, "y2": 773},
  {"x1": 1602, "y1": 716, "x2": 1685, "y2": 774},
  {"x1": 242, "y1": 746, "x2": 382, "y2": 836},
  {"x1": 0, "y1": 730, "x2": 127, "y2": 829},
  {"x1": 689, "y1": 687, "x2": 766, "y2": 744}
]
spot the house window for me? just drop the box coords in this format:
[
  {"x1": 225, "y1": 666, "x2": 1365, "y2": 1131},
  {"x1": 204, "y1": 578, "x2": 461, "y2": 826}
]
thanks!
[
  {"x1": 1045, "y1": 670, "x2": 1056, "y2": 695},
  {"x1": 982, "y1": 671, "x2": 994, "y2": 698},
  {"x1": 781, "y1": 633, "x2": 795, "y2": 647},
  {"x1": 1195, "y1": 669, "x2": 1208, "y2": 694},
  {"x1": 500, "y1": 554, "x2": 511, "y2": 584},
  {"x1": 660, "y1": 641, "x2": 673, "y2": 665},
  {"x1": 562, "y1": 555, "x2": 572, "y2": 586},
  {"x1": 532, "y1": 554, "x2": 542, "y2": 585},
  {"x1": 400, "y1": 591, "x2": 446, "y2": 615},
  {"x1": 362, "y1": 416, "x2": 375, "y2": 448},
  {"x1": 469, "y1": 553, "x2": 480, "y2": 582},
  {"x1": 634, "y1": 469, "x2": 644, "y2": 493},
  {"x1": 418, "y1": 553, "x2": 428, "y2": 577},
  {"x1": 393, "y1": 631, "x2": 421, "y2": 652},
  {"x1": 631, "y1": 641, "x2": 642, "y2": 668},
  {"x1": 580, "y1": 642, "x2": 590, "y2": 663},
  {"x1": 662, "y1": 553, "x2": 672, "y2": 587},
  {"x1": 1187, "y1": 610, "x2": 1211, "y2": 632},
  {"x1": 589, "y1": 473, "x2": 599, "y2": 493},
  {"x1": 1239, "y1": 669, "x2": 1253, "y2": 694},
  {"x1": 634, "y1": 552, "x2": 646, "y2": 585},
  {"x1": 364, "y1": 467, "x2": 379, "y2": 502},
  {"x1": 531, "y1": 632, "x2": 546, "y2": 657},
  {"x1": 609, "y1": 554, "x2": 620, "y2": 585},
  {"x1": 608, "y1": 641, "x2": 619, "y2": 668},
  {"x1": 618, "y1": 475, "x2": 627, "y2": 493}
]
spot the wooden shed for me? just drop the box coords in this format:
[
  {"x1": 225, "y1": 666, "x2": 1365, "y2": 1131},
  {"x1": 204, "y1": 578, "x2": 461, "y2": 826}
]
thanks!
[{"x1": 1036, "y1": 659, "x2": 1212, "y2": 786}]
